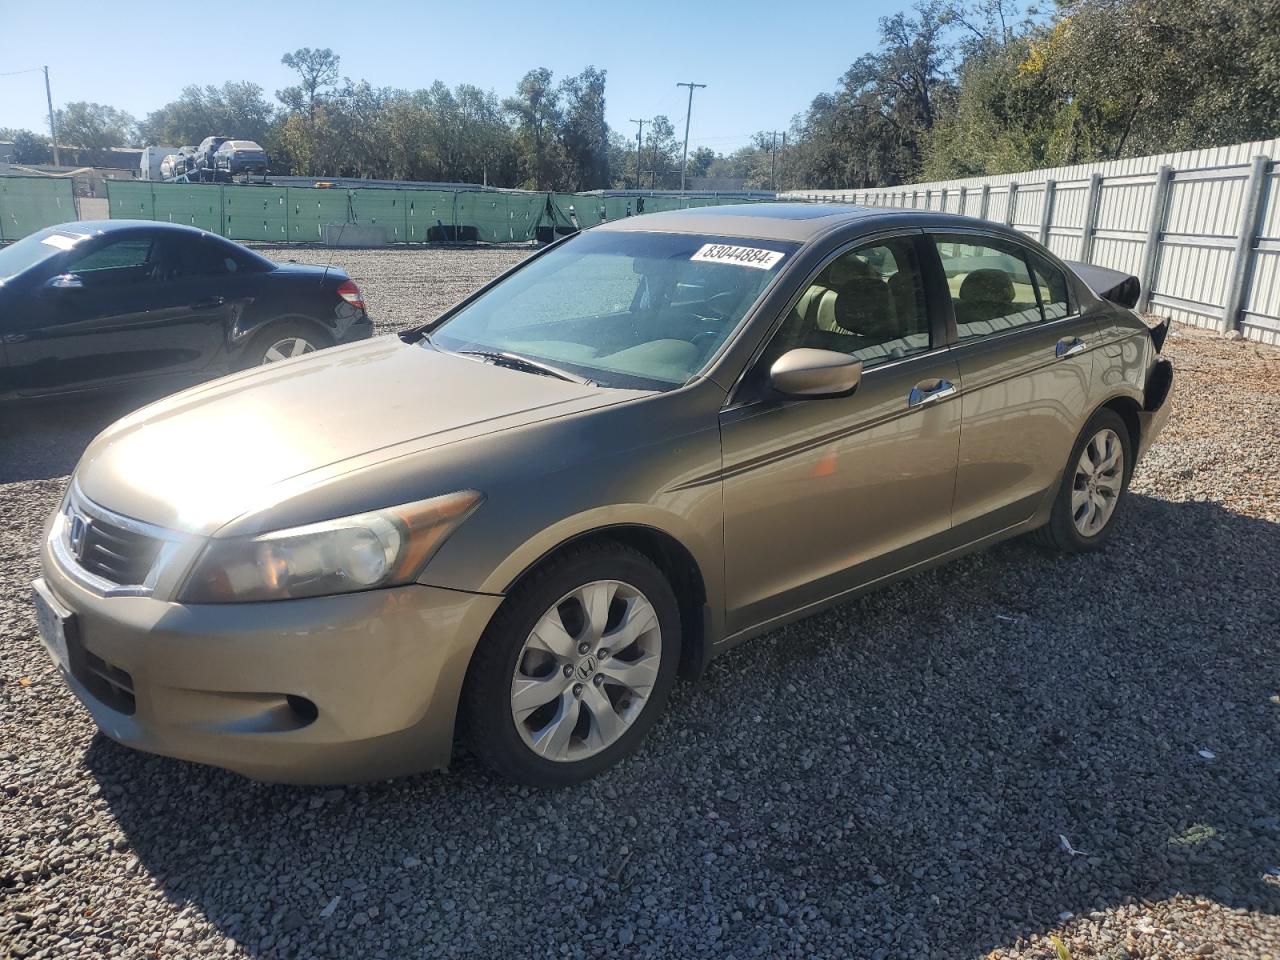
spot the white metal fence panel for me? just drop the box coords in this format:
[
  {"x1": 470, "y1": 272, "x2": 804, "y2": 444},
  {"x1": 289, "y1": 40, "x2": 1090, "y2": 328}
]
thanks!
[{"x1": 784, "y1": 136, "x2": 1280, "y2": 344}]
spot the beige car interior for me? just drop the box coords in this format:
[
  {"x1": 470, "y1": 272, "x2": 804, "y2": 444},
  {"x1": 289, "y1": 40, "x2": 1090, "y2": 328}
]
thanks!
[{"x1": 778, "y1": 242, "x2": 932, "y2": 366}]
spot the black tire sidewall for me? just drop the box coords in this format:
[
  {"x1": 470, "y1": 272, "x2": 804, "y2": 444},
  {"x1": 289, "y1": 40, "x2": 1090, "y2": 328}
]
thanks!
[
  {"x1": 1050, "y1": 407, "x2": 1134, "y2": 551},
  {"x1": 462, "y1": 544, "x2": 682, "y2": 787}
]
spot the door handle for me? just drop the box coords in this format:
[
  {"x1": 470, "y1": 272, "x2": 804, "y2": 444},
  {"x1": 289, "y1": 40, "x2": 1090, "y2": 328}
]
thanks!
[
  {"x1": 1056, "y1": 336, "x2": 1086, "y2": 358},
  {"x1": 191, "y1": 296, "x2": 225, "y2": 309},
  {"x1": 908, "y1": 378, "x2": 957, "y2": 408}
]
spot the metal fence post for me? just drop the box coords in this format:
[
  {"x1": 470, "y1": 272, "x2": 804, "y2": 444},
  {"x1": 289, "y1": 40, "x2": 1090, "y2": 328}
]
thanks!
[
  {"x1": 1038, "y1": 179, "x2": 1057, "y2": 245},
  {"x1": 1006, "y1": 182, "x2": 1019, "y2": 227},
  {"x1": 1220, "y1": 154, "x2": 1271, "y2": 335},
  {"x1": 979, "y1": 184, "x2": 991, "y2": 221},
  {"x1": 957, "y1": 186, "x2": 967, "y2": 215},
  {"x1": 1080, "y1": 173, "x2": 1103, "y2": 263},
  {"x1": 1138, "y1": 165, "x2": 1174, "y2": 313}
]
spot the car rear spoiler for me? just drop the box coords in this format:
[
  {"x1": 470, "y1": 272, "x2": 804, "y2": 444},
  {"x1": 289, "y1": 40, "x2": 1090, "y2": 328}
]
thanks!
[{"x1": 1065, "y1": 260, "x2": 1141, "y2": 310}]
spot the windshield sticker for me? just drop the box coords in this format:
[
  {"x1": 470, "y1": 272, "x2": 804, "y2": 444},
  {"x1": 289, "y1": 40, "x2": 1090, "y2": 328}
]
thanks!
[
  {"x1": 691, "y1": 243, "x2": 785, "y2": 270},
  {"x1": 40, "y1": 233, "x2": 81, "y2": 251}
]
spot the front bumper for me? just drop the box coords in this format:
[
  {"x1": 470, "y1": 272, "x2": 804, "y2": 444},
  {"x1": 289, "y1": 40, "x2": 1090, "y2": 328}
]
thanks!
[{"x1": 38, "y1": 536, "x2": 501, "y2": 784}]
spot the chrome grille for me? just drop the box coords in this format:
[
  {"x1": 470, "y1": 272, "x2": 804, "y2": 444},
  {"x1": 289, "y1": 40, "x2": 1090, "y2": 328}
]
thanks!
[{"x1": 75, "y1": 516, "x2": 163, "y2": 586}]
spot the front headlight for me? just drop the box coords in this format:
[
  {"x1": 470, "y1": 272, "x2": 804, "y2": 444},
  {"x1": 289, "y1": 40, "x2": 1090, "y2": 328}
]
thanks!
[{"x1": 179, "y1": 491, "x2": 482, "y2": 603}]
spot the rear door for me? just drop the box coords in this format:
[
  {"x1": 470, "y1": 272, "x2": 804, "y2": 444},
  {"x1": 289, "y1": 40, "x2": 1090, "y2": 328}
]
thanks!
[
  {"x1": 929, "y1": 231, "x2": 1099, "y2": 535},
  {"x1": 719, "y1": 232, "x2": 962, "y2": 635}
]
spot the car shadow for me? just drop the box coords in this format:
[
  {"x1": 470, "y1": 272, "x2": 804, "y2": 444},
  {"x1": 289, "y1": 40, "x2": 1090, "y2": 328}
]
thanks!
[{"x1": 85, "y1": 493, "x2": 1280, "y2": 957}]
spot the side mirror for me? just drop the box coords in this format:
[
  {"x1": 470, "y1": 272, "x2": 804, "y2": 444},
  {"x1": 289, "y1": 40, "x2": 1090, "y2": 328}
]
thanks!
[
  {"x1": 44, "y1": 273, "x2": 84, "y2": 294},
  {"x1": 769, "y1": 348, "x2": 863, "y2": 399}
]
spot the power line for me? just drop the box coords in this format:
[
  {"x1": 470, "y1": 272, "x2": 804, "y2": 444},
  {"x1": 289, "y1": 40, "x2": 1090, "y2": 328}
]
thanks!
[
  {"x1": 676, "y1": 81, "x2": 706, "y2": 193},
  {"x1": 0, "y1": 67, "x2": 44, "y2": 78}
]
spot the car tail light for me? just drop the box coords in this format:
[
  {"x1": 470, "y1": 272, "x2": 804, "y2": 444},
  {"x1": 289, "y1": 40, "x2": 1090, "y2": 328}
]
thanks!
[{"x1": 336, "y1": 279, "x2": 365, "y2": 310}]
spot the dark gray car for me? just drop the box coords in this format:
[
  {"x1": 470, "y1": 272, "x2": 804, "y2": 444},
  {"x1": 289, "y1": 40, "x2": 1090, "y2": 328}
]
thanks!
[
  {"x1": 213, "y1": 140, "x2": 268, "y2": 176},
  {"x1": 33, "y1": 204, "x2": 1173, "y2": 786}
]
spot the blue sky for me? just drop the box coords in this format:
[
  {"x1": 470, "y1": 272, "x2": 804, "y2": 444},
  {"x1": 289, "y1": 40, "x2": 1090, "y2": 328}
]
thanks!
[{"x1": 1, "y1": 0, "x2": 899, "y2": 153}]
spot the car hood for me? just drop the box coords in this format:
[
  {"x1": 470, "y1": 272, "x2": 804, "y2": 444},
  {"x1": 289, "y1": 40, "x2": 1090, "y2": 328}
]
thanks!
[{"x1": 75, "y1": 336, "x2": 650, "y2": 535}]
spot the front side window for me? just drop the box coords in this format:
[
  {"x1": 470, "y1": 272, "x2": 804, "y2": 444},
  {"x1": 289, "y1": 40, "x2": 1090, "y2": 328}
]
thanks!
[
  {"x1": 932, "y1": 235, "x2": 1042, "y2": 340},
  {"x1": 67, "y1": 237, "x2": 157, "y2": 287},
  {"x1": 431, "y1": 231, "x2": 797, "y2": 389},
  {"x1": 766, "y1": 236, "x2": 932, "y2": 368}
]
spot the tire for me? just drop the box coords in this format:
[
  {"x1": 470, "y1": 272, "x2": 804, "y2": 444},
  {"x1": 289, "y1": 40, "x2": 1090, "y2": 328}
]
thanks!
[
  {"x1": 1033, "y1": 407, "x2": 1133, "y2": 553},
  {"x1": 238, "y1": 321, "x2": 331, "y2": 370},
  {"x1": 461, "y1": 540, "x2": 682, "y2": 787}
]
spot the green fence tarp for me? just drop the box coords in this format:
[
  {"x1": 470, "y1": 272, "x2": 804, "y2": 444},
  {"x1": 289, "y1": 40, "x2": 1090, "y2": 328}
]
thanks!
[
  {"x1": 288, "y1": 190, "x2": 352, "y2": 242},
  {"x1": 151, "y1": 183, "x2": 224, "y2": 234},
  {"x1": 0, "y1": 176, "x2": 77, "y2": 241},
  {"x1": 457, "y1": 190, "x2": 545, "y2": 243},
  {"x1": 225, "y1": 186, "x2": 289, "y2": 242},
  {"x1": 103, "y1": 179, "x2": 771, "y2": 245},
  {"x1": 105, "y1": 179, "x2": 154, "y2": 222},
  {"x1": 403, "y1": 189, "x2": 457, "y2": 242}
]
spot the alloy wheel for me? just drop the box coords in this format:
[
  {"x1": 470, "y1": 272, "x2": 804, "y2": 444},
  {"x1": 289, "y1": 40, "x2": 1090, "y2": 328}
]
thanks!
[
  {"x1": 261, "y1": 337, "x2": 316, "y2": 364},
  {"x1": 1071, "y1": 427, "x2": 1125, "y2": 536},
  {"x1": 510, "y1": 579, "x2": 662, "y2": 762}
]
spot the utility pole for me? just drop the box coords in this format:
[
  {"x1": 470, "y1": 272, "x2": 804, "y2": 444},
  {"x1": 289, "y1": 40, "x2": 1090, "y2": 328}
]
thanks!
[
  {"x1": 43, "y1": 65, "x2": 60, "y2": 167},
  {"x1": 779, "y1": 132, "x2": 786, "y2": 193},
  {"x1": 676, "y1": 81, "x2": 706, "y2": 193},
  {"x1": 769, "y1": 131, "x2": 779, "y2": 192},
  {"x1": 629, "y1": 118, "x2": 646, "y2": 191}
]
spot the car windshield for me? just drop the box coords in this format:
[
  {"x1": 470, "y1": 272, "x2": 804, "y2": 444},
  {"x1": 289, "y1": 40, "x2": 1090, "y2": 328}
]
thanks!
[
  {"x1": 429, "y1": 230, "x2": 797, "y2": 389},
  {"x1": 0, "y1": 228, "x2": 89, "y2": 283}
]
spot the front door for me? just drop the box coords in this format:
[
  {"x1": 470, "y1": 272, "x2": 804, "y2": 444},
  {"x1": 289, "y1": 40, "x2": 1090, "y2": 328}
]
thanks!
[
  {"x1": 8, "y1": 232, "x2": 229, "y2": 396},
  {"x1": 720, "y1": 234, "x2": 962, "y2": 636}
]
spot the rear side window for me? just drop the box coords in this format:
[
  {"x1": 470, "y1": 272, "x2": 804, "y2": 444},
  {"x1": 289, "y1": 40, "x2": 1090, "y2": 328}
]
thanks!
[
  {"x1": 932, "y1": 236, "x2": 1042, "y2": 340},
  {"x1": 1031, "y1": 254, "x2": 1071, "y2": 321},
  {"x1": 163, "y1": 236, "x2": 231, "y2": 279}
]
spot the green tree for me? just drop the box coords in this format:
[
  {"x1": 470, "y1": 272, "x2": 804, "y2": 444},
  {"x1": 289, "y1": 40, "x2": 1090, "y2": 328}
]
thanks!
[
  {"x1": 503, "y1": 68, "x2": 564, "y2": 190},
  {"x1": 279, "y1": 47, "x2": 341, "y2": 121},
  {"x1": 0, "y1": 129, "x2": 51, "y2": 163},
  {"x1": 789, "y1": 0, "x2": 955, "y2": 188},
  {"x1": 557, "y1": 67, "x2": 611, "y2": 190},
  {"x1": 55, "y1": 102, "x2": 137, "y2": 153},
  {"x1": 140, "y1": 82, "x2": 276, "y2": 147}
]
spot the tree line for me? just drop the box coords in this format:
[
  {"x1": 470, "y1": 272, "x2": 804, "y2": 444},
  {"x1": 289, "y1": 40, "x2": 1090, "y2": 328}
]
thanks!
[{"x1": 4, "y1": 0, "x2": 1278, "y2": 191}]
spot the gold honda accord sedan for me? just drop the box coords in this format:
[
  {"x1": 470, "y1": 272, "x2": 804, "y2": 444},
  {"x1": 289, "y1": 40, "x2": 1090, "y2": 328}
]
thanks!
[{"x1": 33, "y1": 204, "x2": 1173, "y2": 786}]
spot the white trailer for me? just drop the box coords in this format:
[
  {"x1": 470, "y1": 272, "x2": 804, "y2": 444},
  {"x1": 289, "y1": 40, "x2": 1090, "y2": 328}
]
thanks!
[{"x1": 139, "y1": 146, "x2": 177, "y2": 180}]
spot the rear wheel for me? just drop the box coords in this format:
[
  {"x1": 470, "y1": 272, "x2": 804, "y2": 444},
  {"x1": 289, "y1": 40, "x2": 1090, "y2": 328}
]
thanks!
[
  {"x1": 239, "y1": 321, "x2": 331, "y2": 369},
  {"x1": 1034, "y1": 407, "x2": 1132, "y2": 552},
  {"x1": 461, "y1": 541, "x2": 681, "y2": 786}
]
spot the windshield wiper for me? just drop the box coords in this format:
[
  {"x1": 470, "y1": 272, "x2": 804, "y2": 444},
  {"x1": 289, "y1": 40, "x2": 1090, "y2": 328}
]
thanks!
[{"x1": 457, "y1": 349, "x2": 594, "y2": 385}]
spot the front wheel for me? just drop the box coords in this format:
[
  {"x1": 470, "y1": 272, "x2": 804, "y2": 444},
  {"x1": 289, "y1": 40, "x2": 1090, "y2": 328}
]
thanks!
[
  {"x1": 461, "y1": 541, "x2": 681, "y2": 786},
  {"x1": 1034, "y1": 408, "x2": 1132, "y2": 552}
]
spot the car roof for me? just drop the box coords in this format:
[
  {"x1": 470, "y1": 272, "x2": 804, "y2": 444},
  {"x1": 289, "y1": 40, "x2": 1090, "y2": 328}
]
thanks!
[
  {"x1": 594, "y1": 203, "x2": 1024, "y2": 244},
  {"x1": 54, "y1": 220, "x2": 224, "y2": 241}
]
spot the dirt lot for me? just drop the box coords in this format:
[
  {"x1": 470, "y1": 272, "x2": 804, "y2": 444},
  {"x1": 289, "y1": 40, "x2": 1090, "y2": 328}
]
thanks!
[{"x1": 1, "y1": 246, "x2": 1278, "y2": 959}]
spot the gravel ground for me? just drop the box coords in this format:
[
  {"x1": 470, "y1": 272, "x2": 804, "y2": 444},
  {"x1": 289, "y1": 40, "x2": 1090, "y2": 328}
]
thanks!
[{"x1": 2, "y1": 248, "x2": 1278, "y2": 960}]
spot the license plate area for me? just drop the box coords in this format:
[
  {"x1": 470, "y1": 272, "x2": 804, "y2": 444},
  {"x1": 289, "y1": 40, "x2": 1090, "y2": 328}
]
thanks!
[{"x1": 32, "y1": 580, "x2": 74, "y2": 674}]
